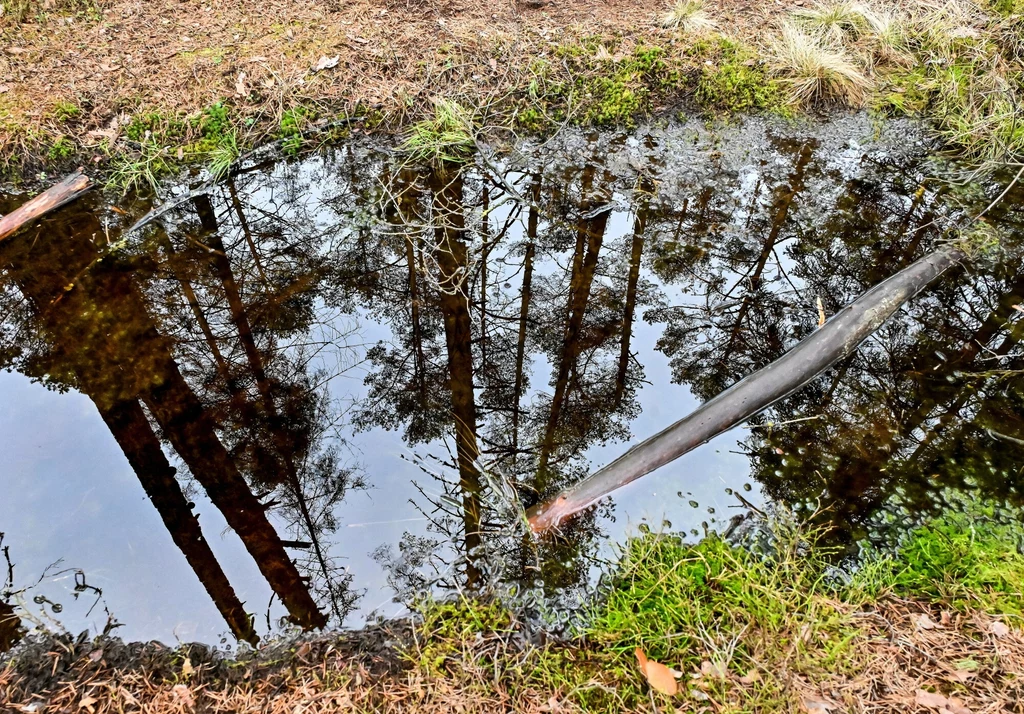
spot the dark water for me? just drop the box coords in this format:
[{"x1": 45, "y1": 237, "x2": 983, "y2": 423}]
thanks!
[{"x1": 1, "y1": 115, "x2": 1023, "y2": 649}]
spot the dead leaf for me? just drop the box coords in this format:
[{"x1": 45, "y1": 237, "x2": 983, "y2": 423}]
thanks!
[
  {"x1": 914, "y1": 613, "x2": 941, "y2": 630},
  {"x1": 801, "y1": 697, "x2": 835, "y2": 713},
  {"x1": 539, "y1": 696, "x2": 562, "y2": 712},
  {"x1": 172, "y1": 684, "x2": 194, "y2": 709},
  {"x1": 79, "y1": 695, "x2": 98, "y2": 713},
  {"x1": 945, "y1": 697, "x2": 972, "y2": 714},
  {"x1": 945, "y1": 668, "x2": 977, "y2": 684},
  {"x1": 489, "y1": 58, "x2": 498, "y2": 72},
  {"x1": 88, "y1": 648, "x2": 103, "y2": 662},
  {"x1": 311, "y1": 55, "x2": 339, "y2": 73},
  {"x1": 940, "y1": 610, "x2": 952, "y2": 626},
  {"x1": 739, "y1": 669, "x2": 761, "y2": 685},
  {"x1": 235, "y1": 71, "x2": 248, "y2": 97},
  {"x1": 915, "y1": 690, "x2": 970, "y2": 712},
  {"x1": 181, "y1": 657, "x2": 194, "y2": 678},
  {"x1": 816, "y1": 296, "x2": 826, "y2": 327},
  {"x1": 0, "y1": 85, "x2": 9, "y2": 93},
  {"x1": 635, "y1": 647, "x2": 679, "y2": 696},
  {"x1": 915, "y1": 690, "x2": 945, "y2": 709},
  {"x1": 700, "y1": 660, "x2": 728, "y2": 680},
  {"x1": 989, "y1": 621, "x2": 1010, "y2": 638}
]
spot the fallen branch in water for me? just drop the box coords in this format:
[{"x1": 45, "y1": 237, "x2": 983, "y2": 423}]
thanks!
[
  {"x1": 527, "y1": 243, "x2": 967, "y2": 533},
  {"x1": 0, "y1": 171, "x2": 92, "y2": 243}
]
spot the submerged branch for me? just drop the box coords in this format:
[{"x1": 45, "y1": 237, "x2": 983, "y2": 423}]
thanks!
[
  {"x1": 0, "y1": 171, "x2": 92, "y2": 243},
  {"x1": 526, "y1": 244, "x2": 967, "y2": 533}
]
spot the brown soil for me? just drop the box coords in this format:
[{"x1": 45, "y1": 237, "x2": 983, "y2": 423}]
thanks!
[
  {"x1": 0, "y1": 0, "x2": 795, "y2": 171},
  {"x1": 2, "y1": 600, "x2": 1022, "y2": 713}
]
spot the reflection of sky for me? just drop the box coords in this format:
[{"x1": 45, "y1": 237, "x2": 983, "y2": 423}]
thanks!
[
  {"x1": 0, "y1": 114, "x2": 930, "y2": 646},
  {"x1": 0, "y1": 370, "x2": 275, "y2": 645}
]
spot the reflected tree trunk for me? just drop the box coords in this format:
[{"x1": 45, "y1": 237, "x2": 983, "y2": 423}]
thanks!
[
  {"x1": 537, "y1": 167, "x2": 610, "y2": 485},
  {"x1": 719, "y1": 142, "x2": 813, "y2": 366},
  {"x1": 192, "y1": 195, "x2": 346, "y2": 622},
  {"x1": 98, "y1": 398, "x2": 259, "y2": 644},
  {"x1": 0, "y1": 599, "x2": 21, "y2": 653},
  {"x1": 226, "y1": 178, "x2": 270, "y2": 284},
  {"x1": 155, "y1": 228, "x2": 235, "y2": 391},
  {"x1": 1, "y1": 211, "x2": 324, "y2": 632},
  {"x1": 430, "y1": 165, "x2": 483, "y2": 586},
  {"x1": 511, "y1": 177, "x2": 540, "y2": 455},
  {"x1": 615, "y1": 181, "x2": 652, "y2": 405},
  {"x1": 139, "y1": 358, "x2": 326, "y2": 628}
]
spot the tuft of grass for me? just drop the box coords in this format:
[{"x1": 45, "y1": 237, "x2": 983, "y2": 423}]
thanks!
[
  {"x1": 51, "y1": 101, "x2": 81, "y2": 123},
  {"x1": 278, "y1": 106, "x2": 314, "y2": 156},
  {"x1": 859, "y1": 7, "x2": 914, "y2": 66},
  {"x1": 207, "y1": 129, "x2": 240, "y2": 179},
  {"x1": 46, "y1": 135, "x2": 75, "y2": 162},
  {"x1": 791, "y1": 1, "x2": 872, "y2": 43},
  {"x1": 106, "y1": 138, "x2": 173, "y2": 194},
  {"x1": 661, "y1": 0, "x2": 716, "y2": 34},
  {"x1": 767, "y1": 22, "x2": 873, "y2": 105},
  {"x1": 401, "y1": 98, "x2": 476, "y2": 165}
]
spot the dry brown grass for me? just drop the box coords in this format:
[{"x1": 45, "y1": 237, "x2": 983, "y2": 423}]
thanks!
[
  {"x1": 767, "y1": 22, "x2": 874, "y2": 105},
  {"x1": 0, "y1": 0, "x2": 777, "y2": 170},
  {"x1": 2, "y1": 598, "x2": 1022, "y2": 713}
]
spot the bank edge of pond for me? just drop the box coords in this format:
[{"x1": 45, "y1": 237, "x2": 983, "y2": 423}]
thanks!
[
  {"x1": 4, "y1": 0, "x2": 1024, "y2": 190},
  {"x1": 4, "y1": 498, "x2": 1024, "y2": 713}
]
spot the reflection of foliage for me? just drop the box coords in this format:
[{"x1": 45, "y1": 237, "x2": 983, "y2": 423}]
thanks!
[{"x1": 646, "y1": 129, "x2": 1024, "y2": 541}]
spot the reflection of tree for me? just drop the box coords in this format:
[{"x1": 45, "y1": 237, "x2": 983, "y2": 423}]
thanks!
[
  {"x1": 152, "y1": 179, "x2": 368, "y2": 624},
  {"x1": 1, "y1": 534, "x2": 24, "y2": 653},
  {"x1": 0, "y1": 202, "x2": 325, "y2": 638},
  {"x1": 351, "y1": 156, "x2": 658, "y2": 599},
  {"x1": 651, "y1": 138, "x2": 816, "y2": 400},
  {"x1": 10, "y1": 126, "x2": 1020, "y2": 637}
]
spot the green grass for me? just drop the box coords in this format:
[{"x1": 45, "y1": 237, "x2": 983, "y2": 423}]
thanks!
[
  {"x1": 279, "y1": 105, "x2": 315, "y2": 156},
  {"x1": 693, "y1": 36, "x2": 791, "y2": 114},
  {"x1": 106, "y1": 137, "x2": 174, "y2": 194},
  {"x1": 46, "y1": 135, "x2": 75, "y2": 162},
  {"x1": 400, "y1": 98, "x2": 476, "y2": 165},
  {"x1": 853, "y1": 497, "x2": 1024, "y2": 615},
  {"x1": 51, "y1": 101, "x2": 81, "y2": 123},
  {"x1": 403, "y1": 497, "x2": 1024, "y2": 712}
]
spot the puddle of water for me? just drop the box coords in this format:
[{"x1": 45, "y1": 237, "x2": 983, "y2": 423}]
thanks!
[{"x1": 1, "y1": 115, "x2": 1022, "y2": 649}]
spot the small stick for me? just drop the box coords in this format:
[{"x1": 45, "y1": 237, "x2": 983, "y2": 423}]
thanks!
[{"x1": 0, "y1": 171, "x2": 92, "y2": 243}]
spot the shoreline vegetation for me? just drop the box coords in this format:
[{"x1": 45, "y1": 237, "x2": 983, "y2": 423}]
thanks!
[
  {"x1": 3, "y1": 500, "x2": 1024, "y2": 712},
  {"x1": 1, "y1": 0, "x2": 1023, "y2": 188}
]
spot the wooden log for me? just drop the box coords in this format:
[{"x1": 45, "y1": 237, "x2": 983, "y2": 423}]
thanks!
[
  {"x1": 0, "y1": 171, "x2": 92, "y2": 243},
  {"x1": 526, "y1": 244, "x2": 966, "y2": 533}
]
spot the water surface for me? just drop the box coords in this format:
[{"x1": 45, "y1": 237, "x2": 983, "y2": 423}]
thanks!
[{"x1": 2, "y1": 115, "x2": 1023, "y2": 648}]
